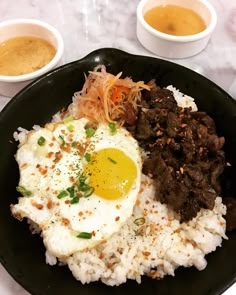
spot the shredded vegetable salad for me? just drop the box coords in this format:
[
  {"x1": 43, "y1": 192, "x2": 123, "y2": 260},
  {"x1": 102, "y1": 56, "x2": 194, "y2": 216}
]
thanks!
[{"x1": 69, "y1": 65, "x2": 150, "y2": 125}]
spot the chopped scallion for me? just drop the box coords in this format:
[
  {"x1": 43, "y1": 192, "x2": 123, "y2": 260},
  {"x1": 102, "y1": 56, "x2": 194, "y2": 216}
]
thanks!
[
  {"x1": 85, "y1": 127, "x2": 95, "y2": 138},
  {"x1": 78, "y1": 182, "x2": 90, "y2": 192},
  {"x1": 77, "y1": 232, "x2": 92, "y2": 239},
  {"x1": 78, "y1": 173, "x2": 87, "y2": 184},
  {"x1": 108, "y1": 122, "x2": 117, "y2": 134},
  {"x1": 16, "y1": 186, "x2": 32, "y2": 197},
  {"x1": 84, "y1": 186, "x2": 95, "y2": 198},
  {"x1": 59, "y1": 135, "x2": 65, "y2": 146},
  {"x1": 134, "y1": 217, "x2": 145, "y2": 226},
  {"x1": 67, "y1": 186, "x2": 75, "y2": 198},
  {"x1": 108, "y1": 157, "x2": 117, "y2": 164},
  {"x1": 84, "y1": 153, "x2": 91, "y2": 162},
  {"x1": 37, "y1": 136, "x2": 46, "y2": 146},
  {"x1": 63, "y1": 115, "x2": 73, "y2": 124},
  {"x1": 67, "y1": 124, "x2": 74, "y2": 132},
  {"x1": 57, "y1": 190, "x2": 69, "y2": 199},
  {"x1": 70, "y1": 196, "x2": 80, "y2": 204}
]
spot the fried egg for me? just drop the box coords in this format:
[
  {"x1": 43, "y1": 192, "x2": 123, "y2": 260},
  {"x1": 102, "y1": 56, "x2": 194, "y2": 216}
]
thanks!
[{"x1": 11, "y1": 118, "x2": 142, "y2": 258}]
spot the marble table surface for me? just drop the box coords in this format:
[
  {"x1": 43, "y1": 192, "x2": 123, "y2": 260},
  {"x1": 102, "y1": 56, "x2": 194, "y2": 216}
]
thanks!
[{"x1": 0, "y1": 0, "x2": 235, "y2": 294}]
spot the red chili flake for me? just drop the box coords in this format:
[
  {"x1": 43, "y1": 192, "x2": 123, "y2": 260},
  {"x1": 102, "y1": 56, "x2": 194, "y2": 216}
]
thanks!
[
  {"x1": 139, "y1": 187, "x2": 144, "y2": 193},
  {"x1": 31, "y1": 201, "x2": 44, "y2": 210},
  {"x1": 106, "y1": 264, "x2": 113, "y2": 269},
  {"x1": 21, "y1": 163, "x2": 28, "y2": 169},
  {"x1": 136, "y1": 199, "x2": 141, "y2": 206},
  {"x1": 61, "y1": 218, "x2": 70, "y2": 226},
  {"x1": 69, "y1": 176, "x2": 76, "y2": 184},
  {"x1": 99, "y1": 253, "x2": 104, "y2": 259},
  {"x1": 115, "y1": 216, "x2": 120, "y2": 221},
  {"x1": 46, "y1": 152, "x2": 54, "y2": 158},
  {"x1": 47, "y1": 198, "x2": 53, "y2": 209},
  {"x1": 116, "y1": 204, "x2": 121, "y2": 210},
  {"x1": 49, "y1": 142, "x2": 54, "y2": 147},
  {"x1": 145, "y1": 200, "x2": 150, "y2": 205},
  {"x1": 65, "y1": 200, "x2": 70, "y2": 204},
  {"x1": 91, "y1": 230, "x2": 96, "y2": 236},
  {"x1": 142, "y1": 251, "x2": 150, "y2": 257},
  {"x1": 118, "y1": 249, "x2": 123, "y2": 254},
  {"x1": 53, "y1": 151, "x2": 63, "y2": 163},
  {"x1": 61, "y1": 144, "x2": 71, "y2": 153},
  {"x1": 38, "y1": 166, "x2": 48, "y2": 176},
  {"x1": 78, "y1": 211, "x2": 84, "y2": 217},
  {"x1": 174, "y1": 228, "x2": 181, "y2": 234}
]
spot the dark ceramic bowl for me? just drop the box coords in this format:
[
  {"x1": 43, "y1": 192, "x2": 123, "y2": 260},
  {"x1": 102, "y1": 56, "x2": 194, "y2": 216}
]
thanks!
[{"x1": 0, "y1": 48, "x2": 236, "y2": 295}]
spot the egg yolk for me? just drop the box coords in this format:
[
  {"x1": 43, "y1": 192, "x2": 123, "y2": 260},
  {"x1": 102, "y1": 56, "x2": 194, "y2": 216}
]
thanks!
[{"x1": 84, "y1": 148, "x2": 137, "y2": 200}]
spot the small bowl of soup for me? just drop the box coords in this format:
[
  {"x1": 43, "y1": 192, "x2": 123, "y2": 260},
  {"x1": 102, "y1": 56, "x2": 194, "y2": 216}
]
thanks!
[
  {"x1": 0, "y1": 18, "x2": 64, "y2": 97},
  {"x1": 136, "y1": 0, "x2": 217, "y2": 58}
]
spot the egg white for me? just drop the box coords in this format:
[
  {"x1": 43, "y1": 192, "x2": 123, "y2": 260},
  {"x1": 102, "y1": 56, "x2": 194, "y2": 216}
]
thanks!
[{"x1": 11, "y1": 118, "x2": 142, "y2": 258}]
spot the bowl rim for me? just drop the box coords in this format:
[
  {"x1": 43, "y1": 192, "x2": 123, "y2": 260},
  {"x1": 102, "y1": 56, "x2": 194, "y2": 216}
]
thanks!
[
  {"x1": 137, "y1": 0, "x2": 217, "y2": 43},
  {"x1": 0, "y1": 18, "x2": 64, "y2": 82}
]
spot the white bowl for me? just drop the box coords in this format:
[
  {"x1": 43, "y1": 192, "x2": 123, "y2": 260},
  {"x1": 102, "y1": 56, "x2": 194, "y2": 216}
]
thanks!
[
  {"x1": 136, "y1": 0, "x2": 217, "y2": 59},
  {"x1": 0, "y1": 19, "x2": 64, "y2": 97}
]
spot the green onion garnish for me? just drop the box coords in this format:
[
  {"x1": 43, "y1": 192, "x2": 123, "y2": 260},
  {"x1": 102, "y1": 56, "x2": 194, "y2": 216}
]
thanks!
[
  {"x1": 108, "y1": 157, "x2": 117, "y2": 164},
  {"x1": 78, "y1": 173, "x2": 87, "y2": 184},
  {"x1": 63, "y1": 115, "x2": 73, "y2": 124},
  {"x1": 84, "y1": 153, "x2": 91, "y2": 162},
  {"x1": 78, "y1": 182, "x2": 90, "y2": 192},
  {"x1": 134, "y1": 217, "x2": 145, "y2": 226},
  {"x1": 84, "y1": 187, "x2": 95, "y2": 198},
  {"x1": 57, "y1": 190, "x2": 69, "y2": 199},
  {"x1": 59, "y1": 135, "x2": 65, "y2": 146},
  {"x1": 77, "y1": 232, "x2": 92, "y2": 239},
  {"x1": 70, "y1": 196, "x2": 80, "y2": 204},
  {"x1": 37, "y1": 136, "x2": 46, "y2": 146},
  {"x1": 108, "y1": 122, "x2": 117, "y2": 134},
  {"x1": 71, "y1": 141, "x2": 77, "y2": 147},
  {"x1": 85, "y1": 127, "x2": 95, "y2": 138},
  {"x1": 16, "y1": 186, "x2": 32, "y2": 197},
  {"x1": 67, "y1": 186, "x2": 75, "y2": 198},
  {"x1": 67, "y1": 124, "x2": 74, "y2": 132}
]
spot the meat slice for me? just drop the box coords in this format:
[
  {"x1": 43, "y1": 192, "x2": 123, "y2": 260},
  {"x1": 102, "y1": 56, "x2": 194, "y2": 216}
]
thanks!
[{"x1": 128, "y1": 82, "x2": 227, "y2": 224}]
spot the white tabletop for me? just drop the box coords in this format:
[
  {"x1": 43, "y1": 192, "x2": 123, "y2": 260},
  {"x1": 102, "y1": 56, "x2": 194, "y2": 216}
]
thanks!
[{"x1": 0, "y1": 0, "x2": 235, "y2": 294}]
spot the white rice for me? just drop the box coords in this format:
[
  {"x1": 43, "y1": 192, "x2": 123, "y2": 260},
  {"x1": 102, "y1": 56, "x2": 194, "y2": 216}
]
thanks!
[
  {"x1": 14, "y1": 85, "x2": 227, "y2": 286},
  {"x1": 166, "y1": 85, "x2": 198, "y2": 112},
  {"x1": 62, "y1": 175, "x2": 226, "y2": 286}
]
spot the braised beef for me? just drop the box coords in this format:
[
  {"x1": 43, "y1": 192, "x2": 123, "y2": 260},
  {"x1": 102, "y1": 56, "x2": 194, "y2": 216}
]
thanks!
[{"x1": 125, "y1": 83, "x2": 232, "y2": 227}]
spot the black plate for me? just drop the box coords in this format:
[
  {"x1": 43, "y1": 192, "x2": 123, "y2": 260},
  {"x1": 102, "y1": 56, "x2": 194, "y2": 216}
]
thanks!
[{"x1": 0, "y1": 48, "x2": 236, "y2": 295}]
